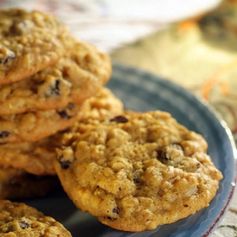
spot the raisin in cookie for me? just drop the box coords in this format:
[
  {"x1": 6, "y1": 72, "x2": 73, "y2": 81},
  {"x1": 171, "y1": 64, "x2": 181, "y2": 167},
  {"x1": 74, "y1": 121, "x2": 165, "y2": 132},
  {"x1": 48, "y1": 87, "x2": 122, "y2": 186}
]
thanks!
[
  {"x1": 0, "y1": 9, "x2": 72, "y2": 85},
  {"x1": 0, "y1": 168, "x2": 59, "y2": 199},
  {"x1": 0, "y1": 200, "x2": 72, "y2": 236},
  {"x1": 0, "y1": 41, "x2": 111, "y2": 115},
  {"x1": 55, "y1": 111, "x2": 223, "y2": 232},
  {"x1": 0, "y1": 103, "x2": 79, "y2": 143}
]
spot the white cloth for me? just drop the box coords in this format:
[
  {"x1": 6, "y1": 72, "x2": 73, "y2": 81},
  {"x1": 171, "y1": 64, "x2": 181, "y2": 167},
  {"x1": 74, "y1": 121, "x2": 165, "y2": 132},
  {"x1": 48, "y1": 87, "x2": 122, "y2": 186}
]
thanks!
[{"x1": 0, "y1": 0, "x2": 220, "y2": 52}]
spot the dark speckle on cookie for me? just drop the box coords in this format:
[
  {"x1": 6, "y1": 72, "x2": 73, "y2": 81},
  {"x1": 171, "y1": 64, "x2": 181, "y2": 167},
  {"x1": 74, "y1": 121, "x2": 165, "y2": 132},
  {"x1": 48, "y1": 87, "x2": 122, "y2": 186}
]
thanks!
[
  {"x1": 112, "y1": 207, "x2": 120, "y2": 215},
  {"x1": 57, "y1": 110, "x2": 71, "y2": 119},
  {"x1": 0, "y1": 130, "x2": 10, "y2": 139},
  {"x1": 0, "y1": 47, "x2": 16, "y2": 65},
  {"x1": 156, "y1": 148, "x2": 169, "y2": 164},
  {"x1": 57, "y1": 146, "x2": 74, "y2": 169},
  {"x1": 50, "y1": 80, "x2": 60, "y2": 96},
  {"x1": 19, "y1": 220, "x2": 30, "y2": 229},
  {"x1": 8, "y1": 19, "x2": 34, "y2": 36},
  {"x1": 110, "y1": 115, "x2": 128, "y2": 123},
  {"x1": 58, "y1": 159, "x2": 72, "y2": 169}
]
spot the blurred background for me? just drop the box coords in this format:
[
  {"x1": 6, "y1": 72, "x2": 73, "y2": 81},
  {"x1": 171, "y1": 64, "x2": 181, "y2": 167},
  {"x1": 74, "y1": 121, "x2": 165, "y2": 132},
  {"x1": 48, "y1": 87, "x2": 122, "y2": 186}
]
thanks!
[{"x1": 0, "y1": 1, "x2": 236, "y2": 235}]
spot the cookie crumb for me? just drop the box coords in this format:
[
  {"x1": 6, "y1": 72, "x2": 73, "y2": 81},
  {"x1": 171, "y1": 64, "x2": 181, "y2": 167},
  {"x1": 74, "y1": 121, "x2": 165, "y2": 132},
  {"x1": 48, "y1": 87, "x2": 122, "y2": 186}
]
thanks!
[{"x1": 57, "y1": 147, "x2": 74, "y2": 169}]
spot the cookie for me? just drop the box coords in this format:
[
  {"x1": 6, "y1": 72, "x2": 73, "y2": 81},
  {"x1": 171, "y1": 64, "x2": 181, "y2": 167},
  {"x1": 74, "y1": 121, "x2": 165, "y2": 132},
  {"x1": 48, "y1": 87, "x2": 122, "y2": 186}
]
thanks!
[
  {"x1": 0, "y1": 136, "x2": 57, "y2": 175},
  {"x1": 55, "y1": 111, "x2": 223, "y2": 231},
  {"x1": 0, "y1": 9, "x2": 72, "y2": 85},
  {"x1": 0, "y1": 200, "x2": 72, "y2": 236},
  {"x1": 77, "y1": 87, "x2": 124, "y2": 122},
  {"x1": 0, "y1": 41, "x2": 111, "y2": 115},
  {"x1": 0, "y1": 103, "x2": 80, "y2": 143},
  {"x1": 0, "y1": 168, "x2": 59, "y2": 199},
  {"x1": 0, "y1": 89, "x2": 122, "y2": 175}
]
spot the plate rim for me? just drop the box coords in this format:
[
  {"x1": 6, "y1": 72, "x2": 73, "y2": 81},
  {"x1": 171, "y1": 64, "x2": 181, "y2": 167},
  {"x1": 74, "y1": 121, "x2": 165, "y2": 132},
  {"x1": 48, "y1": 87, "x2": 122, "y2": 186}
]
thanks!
[{"x1": 111, "y1": 63, "x2": 237, "y2": 237}]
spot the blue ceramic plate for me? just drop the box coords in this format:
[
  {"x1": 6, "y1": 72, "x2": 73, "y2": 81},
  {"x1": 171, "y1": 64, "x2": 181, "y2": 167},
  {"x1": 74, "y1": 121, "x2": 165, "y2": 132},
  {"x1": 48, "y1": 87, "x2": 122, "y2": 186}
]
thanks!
[{"x1": 27, "y1": 64, "x2": 236, "y2": 237}]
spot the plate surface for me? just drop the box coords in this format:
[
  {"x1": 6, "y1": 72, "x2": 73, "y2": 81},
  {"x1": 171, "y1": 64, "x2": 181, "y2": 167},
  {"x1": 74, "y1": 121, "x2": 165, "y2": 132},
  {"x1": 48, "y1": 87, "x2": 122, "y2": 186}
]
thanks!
[{"x1": 27, "y1": 64, "x2": 236, "y2": 237}]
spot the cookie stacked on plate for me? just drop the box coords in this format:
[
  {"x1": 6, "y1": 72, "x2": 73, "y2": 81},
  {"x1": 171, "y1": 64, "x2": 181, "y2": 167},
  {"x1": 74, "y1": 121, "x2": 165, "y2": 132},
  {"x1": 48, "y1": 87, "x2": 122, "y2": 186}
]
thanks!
[
  {"x1": 0, "y1": 9, "x2": 114, "y2": 199},
  {"x1": 0, "y1": 8, "x2": 223, "y2": 235}
]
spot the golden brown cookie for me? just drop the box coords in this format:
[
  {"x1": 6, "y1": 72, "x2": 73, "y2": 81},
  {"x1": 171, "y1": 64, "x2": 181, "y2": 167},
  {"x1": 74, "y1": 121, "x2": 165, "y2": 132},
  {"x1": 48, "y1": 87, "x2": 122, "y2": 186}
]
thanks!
[
  {"x1": 0, "y1": 88, "x2": 122, "y2": 175},
  {"x1": 0, "y1": 8, "x2": 71, "y2": 85},
  {"x1": 0, "y1": 136, "x2": 57, "y2": 175},
  {"x1": 77, "y1": 87, "x2": 124, "y2": 122},
  {"x1": 0, "y1": 200, "x2": 72, "y2": 236},
  {"x1": 55, "y1": 111, "x2": 222, "y2": 232},
  {"x1": 0, "y1": 41, "x2": 111, "y2": 115},
  {"x1": 0, "y1": 103, "x2": 80, "y2": 143},
  {"x1": 0, "y1": 168, "x2": 59, "y2": 199}
]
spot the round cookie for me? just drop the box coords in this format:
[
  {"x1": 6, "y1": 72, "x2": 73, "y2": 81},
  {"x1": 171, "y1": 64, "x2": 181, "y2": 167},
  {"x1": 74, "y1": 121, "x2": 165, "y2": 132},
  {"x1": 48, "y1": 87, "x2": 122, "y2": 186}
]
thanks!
[
  {"x1": 0, "y1": 41, "x2": 111, "y2": 115},
  {"x1": 0, "y1": 9, "x2": 71, "y2": 85},
  {"x1": 0, "y1": 200, "x2": 72, "y2": 236},
  {"x1": 55, "y1": 111, "x2": 223, "y2": 232},
  {"x1": 0, "y1": 168, "x2": 59, "y2": 199},
  {"x1": 0, "y1": 103, "x2": 80, "y2": 143},
  {"x1": 0, "y1": 88, "x2": 123, "y2": 175}
]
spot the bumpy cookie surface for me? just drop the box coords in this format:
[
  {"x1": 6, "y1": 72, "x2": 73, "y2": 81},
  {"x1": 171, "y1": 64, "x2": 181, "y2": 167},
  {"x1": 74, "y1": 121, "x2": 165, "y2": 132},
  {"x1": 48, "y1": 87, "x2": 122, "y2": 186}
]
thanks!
[
  {"x1": 0, "y1": 168, "x2": 59, "y2": 199},
  {"x1": 0, "y1": 88, "x2": 123, "y2": 175},
  {"x1": 55, "y1": 111, "x2": 223, "y2": 231},
  {"x1": 0, "y1": 200, "x2": 71, "y2": 236},
  {"x1": 0, "y1": 41, "x2": 111, "y2": 115},
  {"x1": 77, "y1": 87, "x2": 123, "y2": 122},
  {"x1": 0, "y1": 9, "x2": 71, "y2": 85},
  {"x1": 0, "y1": 103, "x2": 79, "y2": 143}
]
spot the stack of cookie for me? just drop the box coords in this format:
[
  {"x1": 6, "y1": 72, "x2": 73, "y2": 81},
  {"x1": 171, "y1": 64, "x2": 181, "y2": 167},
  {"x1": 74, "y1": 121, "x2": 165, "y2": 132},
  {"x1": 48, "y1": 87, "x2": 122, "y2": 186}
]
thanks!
[
  {"x1": 0, "y1": 9, "x2": 113, "y2": 199},
  {"x1": 0, "y1": 8, "x2": 224, "y2": 235}
]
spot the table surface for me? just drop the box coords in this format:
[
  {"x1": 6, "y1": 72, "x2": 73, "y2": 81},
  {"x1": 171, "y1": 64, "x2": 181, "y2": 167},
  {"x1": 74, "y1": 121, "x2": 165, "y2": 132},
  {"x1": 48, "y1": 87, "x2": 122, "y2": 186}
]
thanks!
[{"x1": 112, "y1": 20, "x2": 237, "y2": 237}]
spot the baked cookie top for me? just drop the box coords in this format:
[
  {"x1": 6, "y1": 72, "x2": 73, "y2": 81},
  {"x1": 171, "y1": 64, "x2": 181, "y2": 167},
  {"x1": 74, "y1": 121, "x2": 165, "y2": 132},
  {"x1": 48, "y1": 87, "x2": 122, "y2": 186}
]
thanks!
[
  {"x1": 55, "y1": 111, "x2": 223, "y2": 231},
  {"x1": 0, "y1": 200, "x2": 71, "y2": 236},
  {"x1": 0, "y1": 9, "x2": 70, "y2": 85},
  {"x1": 0, "y1": 103, "x2": 79, "y2": 143},
  {"x1": 0, "y1": 168, "x2": 58, "y2": 199},
  {"x1": 0, "y1": 41, "x2": 111, "y2": 115},
  {"x1": 77, "y1": 87, "x2": 123, "y2": 122}
]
